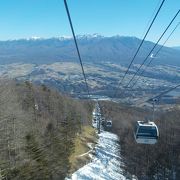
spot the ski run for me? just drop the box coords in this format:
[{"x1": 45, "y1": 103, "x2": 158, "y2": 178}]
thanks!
[{"x1": 67, "y1": 103, "x2": 131, "y2": 180}]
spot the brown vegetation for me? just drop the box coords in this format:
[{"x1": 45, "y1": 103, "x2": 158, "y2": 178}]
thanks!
[
  {"x1": 100, "y1": 101, "x2": 180, "y2": 179},
  {"x1": 0, "y1": 80, "x2": 93, "y2": 179}
]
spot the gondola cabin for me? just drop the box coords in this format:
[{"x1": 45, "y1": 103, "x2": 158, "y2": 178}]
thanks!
[
  {"x1": 106, "y1": 120, "x2": 112, "y2": 128},
  {"x1": 101, "y1": 118, "x2": 105, "y2": 126},
  {"x1": 105, "y1": 120, "x2": 112, "y2": 131},
  {"x1": 134, "y1": 121, "x2": 159, "y2": 144},
  {"x1": 93, "y1": 117, "x2": 97, "y2": 123}
]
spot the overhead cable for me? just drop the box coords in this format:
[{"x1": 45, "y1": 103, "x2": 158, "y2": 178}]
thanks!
[
  {"x1": 64, "y1": 0, "x2": 91, "y2": 98},
  {"x1": 130, "y1": 22, "x2": 180, "y2": 89},
  {"x1": 113, "y1": 0, "x2": 166, "y2": 97},
  {"x1": 149, "y1": 84, "x2": 180, "y2": 101},
  {"x1": 125, "y1": 9, "x2": 180, "y2": 89}
]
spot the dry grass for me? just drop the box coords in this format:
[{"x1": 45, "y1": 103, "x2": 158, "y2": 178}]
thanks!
[{"x1": 69, "y1": 125, "x2": 97, "y2": 174}]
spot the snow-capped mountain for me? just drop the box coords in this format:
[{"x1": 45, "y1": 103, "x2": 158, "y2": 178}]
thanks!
[{"x1": 0, "y1": 35, "x2": 179, "y2": 66}]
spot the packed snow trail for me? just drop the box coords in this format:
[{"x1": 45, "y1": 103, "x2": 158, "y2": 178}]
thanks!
[
  {"x1": 68, "y1": 130, "x2": 126, "y2": 180},
  {"x1": 67, "y1": 102, "x2": 126, "y2": 180}
]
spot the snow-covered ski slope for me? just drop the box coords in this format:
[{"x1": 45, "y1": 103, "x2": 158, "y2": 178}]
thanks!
[
  {"x1": 67, "y1": 104, "x2": 128, "y2": 180},
  {"x1": 69, "y1": 131, "x2": 126, "y2": 180},
  {"x1": 68, "y1": 130, "x2": 126, "y2": 179}
]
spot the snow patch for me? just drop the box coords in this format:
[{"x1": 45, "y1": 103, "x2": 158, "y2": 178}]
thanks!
[{"x1": 67, "y1": 131, "x2": 126, "y2": 180}]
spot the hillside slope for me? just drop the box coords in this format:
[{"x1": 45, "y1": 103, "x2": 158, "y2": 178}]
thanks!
[
  {"x1": 0, "y1": 80, "x2": 93, "y2": 179},
  {"x1": 100, "y1": 101, "x2": 180, "y2": 179}
]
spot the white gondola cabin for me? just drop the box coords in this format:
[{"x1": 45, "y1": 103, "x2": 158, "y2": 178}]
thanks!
[
  {"x1": 134, "y1": 121, "x2": 159, "y2": 144},
  {"x1": 106, "y1": 120, "x2": 112, "y2": 128}
]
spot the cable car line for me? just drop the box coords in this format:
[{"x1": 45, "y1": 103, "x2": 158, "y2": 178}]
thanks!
[
  {"x1": 134, "y1": 84, "x2": 179, "y2": 144},
  {"x1": 131, "y1": 9, "x2": 179, "y2": 144},
  {"x1": 113, "y1": 0, "x2": 166, "y2": 98},
  {"x1": 63, "y1": 0, "x2": 177, "y2": 146},
  {"x1": 136, "y1": 83, "x2": 180, "y2": 106},
  {"x1": 130, "y1": 22, "x2": 180, "y2": 89},
  {"x1": 140, "y1": 0, "x2": 162, "y2": 39},
  {"x1": 125, "y1": 9, "x2": 180, "y2": 89},
  {"x1": 64, "y1": 0, "x2": 91, "y2": 99},
  {"x1": 148, "y1": 84, "x2": 180, "y2": 102},
  {"x1": 153, "y1": 22, "x2": 180, "y2": 58}
]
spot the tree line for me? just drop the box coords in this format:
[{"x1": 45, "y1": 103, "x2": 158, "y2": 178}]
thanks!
[
  {"x1": 100, "y1": 101, "x2": 180, "y2": 180},
  {"x1": 0, "y1": 80, "x2": 93, "y2": 179}
]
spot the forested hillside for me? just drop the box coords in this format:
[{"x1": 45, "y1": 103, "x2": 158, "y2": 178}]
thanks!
[
  {"x1": 100, "y1": 101, "x2": 180, "y2": 179},
  {"x1": 0, "y1": 80, "x2": 93, "y2": 179}
]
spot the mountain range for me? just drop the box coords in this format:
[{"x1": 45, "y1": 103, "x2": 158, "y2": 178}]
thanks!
[
  {"x1": 172, "y1": 46, "x2": 180, "y2": 50},
  {"x1": 0, "y1": 35, "x2": 179, "y2": 66}
]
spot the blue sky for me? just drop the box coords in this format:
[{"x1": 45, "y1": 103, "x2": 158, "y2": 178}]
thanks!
[{"x1": 0, "y1": 0, "x2": 179, "y2": 46}]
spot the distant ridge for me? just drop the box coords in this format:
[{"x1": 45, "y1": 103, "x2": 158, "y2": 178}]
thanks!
[
  {"x1": 0, "y1": 35, "x2": 179, "y2": 66},
  {"x1": 172, "y1": 46, "x2": 180, "y2": 50}
]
